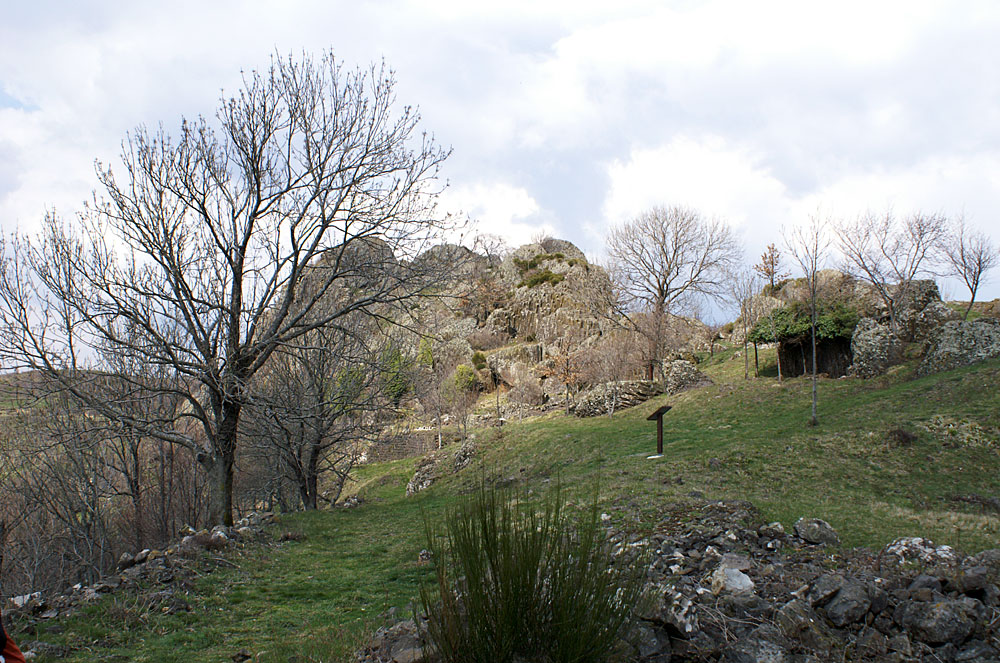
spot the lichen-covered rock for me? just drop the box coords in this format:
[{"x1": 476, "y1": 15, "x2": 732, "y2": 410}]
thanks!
[
  {"x1": 794, "y1": 518, "x2": 840, "y2": 546},
  {"x1": 895, "y1": 280, "x2": 959, "y2": 341},
  {"x1": 848, "y1": 317, "x2": 894, "y2": 377},
  {"x1": 896, "y1": 597, "x2": 984, "y2": 645},
  {"x1": 823, "y1": 581, "x2": 870, "y2": 627},
  {"x1": 571, "y1": 380, "x2": 664, "y2": 417},
  {"x1": 885, "y1": 537, "x2": 959, "y2": 565},
  {"x1": 917, "y1": 318, "x2": 1000, "y2": 376},
  {"x1": 453, "y1": 440, "x2": 477, "y2": 471},
  {"x1": 406, "y1": 454, "x2": 439, "y2": 496}
]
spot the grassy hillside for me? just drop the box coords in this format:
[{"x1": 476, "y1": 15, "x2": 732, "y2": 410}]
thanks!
[{"x1": 13, "y1": 349, "x2": 1000, "y2": 662}]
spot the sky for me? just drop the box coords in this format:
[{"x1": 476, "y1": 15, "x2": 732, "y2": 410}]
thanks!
[{"x1": 1, "y1": 0, "x2": 999, "y2": 302}]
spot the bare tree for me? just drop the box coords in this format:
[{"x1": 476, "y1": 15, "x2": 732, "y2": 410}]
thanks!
[
  {"x1": 243, "y1": 310, "x2": 402, "y2": 510},
  {"x1": 786, "y1": 217, "x2": 829, "y2": 426},
  {"x1": 606, "y1": 205, "x2": 741, "y2": 382},
  {"x1": 943, "y1": 217, "x2": 999, "y2": 320},
  {"x1": 580, "y1": 328, "x2": 642, "y2": 418},
  {"x1": 835, "y1": 210, "x2": 948, "y2": 334},
  {"x1": 0, "y1": 52, "x2": 453, "y2": 526},
  {"x1": 729, "y1": 268, "x2": 763, "y2": 379}
]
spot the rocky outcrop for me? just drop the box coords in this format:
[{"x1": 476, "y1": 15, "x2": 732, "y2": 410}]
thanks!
[
  {"x1": 490, "y1": 241, "x2": 611, "y2": 343},
  {"x1": 894, "y1": 281, "x2": 960, "y2": 342},
  {"x1": 917, "y1": 318, "x2": 1000, "y2": 376},
  {"x1": 406, "y1": 454, "x2": 440, "y2": 496}
]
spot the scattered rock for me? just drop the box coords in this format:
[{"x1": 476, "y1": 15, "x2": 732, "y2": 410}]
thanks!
[
  {"x1": 884, "y1": 537, "x2": 958, "y2": 566},
  {"x1": 896, "y1": 597, "x2": 982, "y2": 645},
  {"x1": 711, "y1": 567, "x2": 755, "y2": 595},
  {"x1": 807, "y1": 574, "x2": 846, "y2": 607},
  {"x1": 758, "y1": 522, "x2": 784, "y2": 538},
  {"x1": 794, "y1": 518, "x2": 841, "y2": 546},
  {"x1": 822, "y1": 580, "x2": 870, "y2": 627}
]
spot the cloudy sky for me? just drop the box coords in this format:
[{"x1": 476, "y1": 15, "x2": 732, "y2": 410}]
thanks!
[{"x1": 2, "y1": 0, "x2": 999, "y2": 301}]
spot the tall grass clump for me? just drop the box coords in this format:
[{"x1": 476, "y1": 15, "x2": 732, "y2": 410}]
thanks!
[{"x1": 419, "y1": 479, "x2": 646, "y2": 663}]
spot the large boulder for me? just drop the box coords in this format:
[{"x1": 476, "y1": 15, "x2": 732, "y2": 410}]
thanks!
[
  {"x1": 848, "y1": 317, "x2": 894, "y2": 377},
  {"x1": 917, "y1": 318, "x2": 1000, "y2": 376}
]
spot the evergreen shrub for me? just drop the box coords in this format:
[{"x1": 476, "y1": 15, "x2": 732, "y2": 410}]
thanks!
[{"x1": 419, "y1": 480, "x2": 646, "y2": 663}]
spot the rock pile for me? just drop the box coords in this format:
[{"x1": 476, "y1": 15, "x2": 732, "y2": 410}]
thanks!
[
  {"x1": 571, "y1": 380, "x2": 665, "y2": 417},
  {"x1": 571, "y1": 361, "x2": 711, "y2": 418},
  {"x1": 662, "y1": 360, "x2": 713, "y2": 395},
  {"x1": 358, "y1": 500, "x2": 1000, "y2": 663}
]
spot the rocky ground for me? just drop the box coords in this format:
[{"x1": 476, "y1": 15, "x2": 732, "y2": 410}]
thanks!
[
  {"x1": 357, "y1": 500, "x2": 1000, "y2": 663},
  {"x1": 3, "y1": 512, "x2": 277, "y2": 660}
]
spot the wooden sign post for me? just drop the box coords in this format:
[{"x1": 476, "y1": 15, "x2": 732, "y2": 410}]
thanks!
[{"x1": 646, "y1": 405, "x2": 672, "y2": 459}]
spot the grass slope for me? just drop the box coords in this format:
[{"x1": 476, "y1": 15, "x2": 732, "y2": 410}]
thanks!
[{"x1": 18, "y1": 349, "x2": 1000, "y2": 662}]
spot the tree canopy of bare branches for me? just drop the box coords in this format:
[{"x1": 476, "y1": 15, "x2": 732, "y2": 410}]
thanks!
[
  {"x1": 0, "y1": 52, "x2": 453, "y2": 526},
  {"x1": 785, "y1": 218, "x2": 829, "y2": 426},
  {"x1": 728, "y1": 267, "x2": 763, "y2": 380},
  {"x1": 834, "y1": 210, "x2": 948, "y2": 333},
  {"x1": 943, "y1": 217, "x2": 999, "y2": 319},
  {"x1": 605, "y1": 205, "x2": 741, "y2": 380}
]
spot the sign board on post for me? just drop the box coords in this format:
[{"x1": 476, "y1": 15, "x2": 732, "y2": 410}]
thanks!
[{"x1": 646, "y1": 405, "x2": 672, "y2": 459}]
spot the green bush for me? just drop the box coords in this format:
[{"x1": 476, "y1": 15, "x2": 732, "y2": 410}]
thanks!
[
  {"x1": 748, "y1": 301, "x2": 859, "y2": 344},
  {"x1": 452, "y1": 364, "x2": 479, "y2": 392},
  {"x1": 517, "y1": 269, "x2": 565, "y2": 288},
  {"x1": 419, "y1": 480, "x2": 646, "y2": 663},
  {"x1": 471, "y1": 351, "x2": 487, "y2": 371},
  {"x1": 380, "y1": 346, "x2": 412, "y2": 406}
]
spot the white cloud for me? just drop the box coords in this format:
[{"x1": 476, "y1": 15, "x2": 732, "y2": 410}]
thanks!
[
  {"x1": 439, "y1": 182, "x2": 556, "y2": 248},
  {"x1": 603, "y1": 136, "x2": 791, "y2": 230}
]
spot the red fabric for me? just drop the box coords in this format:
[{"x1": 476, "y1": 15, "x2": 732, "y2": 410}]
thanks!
[{"x1": 1, "y1": 610, "x2": 27, "y2": 663}]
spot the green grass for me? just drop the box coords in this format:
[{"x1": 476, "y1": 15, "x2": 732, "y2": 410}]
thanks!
[{"x1": 17, "y1": 352, "x2": 1000, "y2": 662}]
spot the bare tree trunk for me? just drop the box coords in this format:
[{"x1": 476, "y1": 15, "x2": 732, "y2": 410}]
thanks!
[
  {"x1": 810, "y1": 304, "x2": 818, "y2": 427},
  {"x1": 1, "y1": 518, "x2": 6, "y2": 596},
  {"x1": 743, "y1": 337, "x2": 749, "y2": 380},
  {"x1": 208, "y1": 455, "x2": 234, "y2": 527}
]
